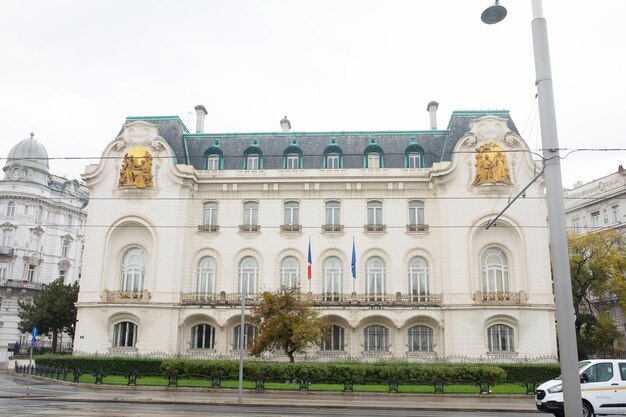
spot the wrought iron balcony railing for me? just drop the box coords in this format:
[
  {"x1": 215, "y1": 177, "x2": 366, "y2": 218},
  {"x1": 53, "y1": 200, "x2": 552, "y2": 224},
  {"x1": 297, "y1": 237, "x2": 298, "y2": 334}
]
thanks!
[
  {"x1": 103, "y1": 289, "x2": 151, "y2": 303},
  {"x1": 181, "y1": 292, "x2": 442, "y2": 307},
  {"x1": 239, "y1": 224, "x2": 261, "y2": 232},
  {"x1": 197, "y1": 224, "x2": 220, "y2": 232},
  {"x1": 364, "y1": 224, "x2": 386, "y2": 232},
  {"x1": 322, "y1": 224, "x2": 344, "y2": 232},
  {"x1": 0, "y1": 246, "x2": 15, "y2": 256},
  {"x1": 406, "y1": 224, "x2": 429, "y2": 232},
  {"x1": 280, "y1": 224, "x2": 302, "y2": 232},
  {"x1": 472, "y1": 291, "x2": 526, "y2": 305}
]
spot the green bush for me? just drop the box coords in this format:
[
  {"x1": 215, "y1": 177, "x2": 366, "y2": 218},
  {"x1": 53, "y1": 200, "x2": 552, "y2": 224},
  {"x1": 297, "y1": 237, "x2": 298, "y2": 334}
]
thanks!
[
  {"x1": 36, "y1": 355, "x2": 162, "y2": 375},
  {"x1": 499, "y1": 363, "x2": 560, "y2": 383}
]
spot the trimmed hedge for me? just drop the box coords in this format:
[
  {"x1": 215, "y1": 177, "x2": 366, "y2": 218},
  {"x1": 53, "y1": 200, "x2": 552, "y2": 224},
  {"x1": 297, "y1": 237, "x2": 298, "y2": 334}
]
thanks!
[{"x1": 34, "y1": 355, "x2": 559, "y2": 386}]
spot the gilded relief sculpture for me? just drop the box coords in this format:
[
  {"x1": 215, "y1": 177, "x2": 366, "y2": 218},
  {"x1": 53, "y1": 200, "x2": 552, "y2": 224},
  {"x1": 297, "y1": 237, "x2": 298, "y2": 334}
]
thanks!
[
  {"x1": 118, "y1": 147, "x2": 154, "y2": 188},
  {"x1": 472, "y1": 143, "x2": 512, "y2": 186}
]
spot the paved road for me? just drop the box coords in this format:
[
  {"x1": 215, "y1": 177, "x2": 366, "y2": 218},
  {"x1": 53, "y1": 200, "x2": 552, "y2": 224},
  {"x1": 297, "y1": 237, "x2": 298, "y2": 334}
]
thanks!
[{"x1": 0, "y1": 371, "x2": 541, "y2": 416}]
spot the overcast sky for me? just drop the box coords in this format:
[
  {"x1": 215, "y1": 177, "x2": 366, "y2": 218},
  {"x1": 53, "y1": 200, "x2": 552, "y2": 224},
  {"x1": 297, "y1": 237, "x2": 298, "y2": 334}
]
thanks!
[{"x1": 1, "y1": 0, "x2": 624, "y2": 188}]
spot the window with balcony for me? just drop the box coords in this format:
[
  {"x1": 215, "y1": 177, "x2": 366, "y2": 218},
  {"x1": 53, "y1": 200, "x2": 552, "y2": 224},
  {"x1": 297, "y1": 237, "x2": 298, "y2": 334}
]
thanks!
[
  {"x1": 238, "y1": 256, "x2": 258, "y2": 294},
  {"x1": 321, "y1": 325, "x2": 345, "y2": 351},
  {"x1": 407, "y1": 200, "x2": 427, "y2": 231},
  {"x1": 322, "y1": 256, "x2": 342, "y2": 300},
  {"x1": 197, "y1": 256, "x2": 217, "y2": 294},
  {"x1": 365, "y1": 201, "x2": 385, "y2": 232},
  {"x1": 191, "y1": 324, "x2": 216, "y2": 349},
  {"x1": 364, "y1": 325, "x2": 389, "y2": 351},
  {"x1": 6, "y1": 202, "x2": 15, "y2": 217},
  {"x1": 482, "y1": 247, "x2": 509, "y2": 295},
  {"x1": 323, "y1": 201, "x2": 342, "y2": 231},
  {"x1": 0, "y1": 262, "x2": 7, "y2": 280},
  {"x1": 121, "y1": 248, "x2": 145, "y2": 292},
  {"x1": 408, "y1": 257, "x2": 429, "y2": 299},
  {"x1": 408, "y1": 325, "x2": 433, "y2": 352},
  {"x1": 1, "y1": 229, "x2": 12, "y2": 247},
  {"x1": 280, "y1": 256, "x2": 300, "y2": 288},
  {"x1": 241, "y1": 201, "x2": 259, "y2": 231},
  {"x1": 365, "y1": 257, "x2": 386, "y2": 299},
  {"x1": 113, "y1": 321, "x2": 137, "y2": 347},
  {"x1": 591, "y1": 211, "x2": 601, "y2": 229},
  {"x1": 283, "y1": 201, "x2": 300, "y2": 228},
  {"x1": 27, "y1": 264, "x2": 36, "y2": 283},
  {"x1": 233, "y1": 324, "x2": 256, "y2": 349},
  {"x1": 487, "y1": 324, "x2": 514, "y2": 352},
  {"x1": 200, "y1": 202, "x2": 219, "y2": 232}
]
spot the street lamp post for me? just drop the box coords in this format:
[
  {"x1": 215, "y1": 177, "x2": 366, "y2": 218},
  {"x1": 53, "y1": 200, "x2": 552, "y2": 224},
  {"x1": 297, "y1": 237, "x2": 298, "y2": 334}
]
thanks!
[
  {"x1": 482, "y1": 1, "x2": 582, "y2": 416},
  {"x1": 238, "y1": 287, "x2": 246, "y2": 404}
]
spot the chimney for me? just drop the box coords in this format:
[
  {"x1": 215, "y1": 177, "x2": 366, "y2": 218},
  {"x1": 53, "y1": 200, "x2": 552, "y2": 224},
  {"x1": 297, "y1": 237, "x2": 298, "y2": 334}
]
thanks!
[
  {"x1": 194, "y1": 105, "x2": 208, "y2": 133},
  {"x1": 280, "y1": 116, "x2": 291, "y2": 132},
  {"x1": 427, "y1": 101, "x2": 439, "y2": 130}
]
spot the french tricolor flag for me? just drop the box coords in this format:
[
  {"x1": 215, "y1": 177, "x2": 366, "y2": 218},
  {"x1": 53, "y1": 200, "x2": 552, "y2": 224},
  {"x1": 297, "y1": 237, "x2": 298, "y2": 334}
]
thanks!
[{"x1": 307, "y1": 238, "x2": 312, "y2": 281}]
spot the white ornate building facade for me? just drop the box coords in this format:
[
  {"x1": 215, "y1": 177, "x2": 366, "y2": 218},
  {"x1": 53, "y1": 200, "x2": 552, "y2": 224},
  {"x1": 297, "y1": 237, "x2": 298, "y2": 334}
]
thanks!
[
  {"x1": 0, "y1": 135, "x2": 88, "y2": 353},
  {"x1": 564, "y1": 165, "x2": 626, "y2": 343},
  {"x1": 74, "y1": 106, "x2": 557, "y2": 359}
]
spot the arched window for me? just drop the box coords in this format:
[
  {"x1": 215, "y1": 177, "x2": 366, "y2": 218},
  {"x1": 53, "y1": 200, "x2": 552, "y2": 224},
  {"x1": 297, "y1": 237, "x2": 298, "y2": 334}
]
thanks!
[
  {"x1": 238, "y1": 256, "x2": 258, "y2": 294},
  {"x1": 283, "y1": 146, "x2": 303, "y2": 169},
  {"x1": 191, "y1": 324, "x2": 216, "y2": 349},
  {"x1": 364, "y1": 145, "x2": 384, "y2": 168},
  {"x1": 364, "y1": 325, "x2": 389, "y2": 351},
  {"x1": 121, "y1": 248, "x2": 145, "y2": 292},
  {"x1": 365, "y1": 257, "x2": 385, "y2": 298},
  {"x1": 404, "y1": 144, "x2": 425, "y2": 168},
  {"x1": 233, "y1": 324, "x2": 256, "y2": 349},
  {"x1": 202, "y1": 202, "x2": 218, "y2": 226},
  {"x1": 243, "y1": 147, "x2": 263, "y2": 170},
  {"x1": 482, "y1": 247, "x2": 509, "y2": 294},
  {"x1": 322, "y1": 256, "x2": 342, "y2": 300},
  {"x1": 6, "y1": 201, "x2": 15, "y2": 217},
  {"x1": 487, "y1": 324, "x2": 514, "y2": 352},
  {"x1": 408, "y1": 200, "x2": 425, "y2": 226},
  {"x1": 321, "y1": 325, "x2": 345, "y2": 351},
  {"x1": 204, "y1": 147, "x2": 223, "y2": 170},
  {"x1": 408, "y1": 257, "x2": 429, "y2": 298},
  {"x1": 280, "y1": 256, "x2": 300, "y2": 288},
  {"x1": 113, "y1": 322, "x2": 137, "y2": 347},
  {"x1": 323, "y1": 145, "x2": 343, "y2": 169},
  {"x1": 197, "y1": 256, "x2": 217, "y2": 294},
  {"x1": 408, "y1": 325, "x2": 433, "y2": 352}
]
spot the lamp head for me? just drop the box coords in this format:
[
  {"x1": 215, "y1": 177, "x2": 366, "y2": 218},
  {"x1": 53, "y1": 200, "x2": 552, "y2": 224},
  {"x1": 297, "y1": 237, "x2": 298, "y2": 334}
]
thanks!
[{"x1": 481, "y1": 0, "x2": 507, "y2": 24}]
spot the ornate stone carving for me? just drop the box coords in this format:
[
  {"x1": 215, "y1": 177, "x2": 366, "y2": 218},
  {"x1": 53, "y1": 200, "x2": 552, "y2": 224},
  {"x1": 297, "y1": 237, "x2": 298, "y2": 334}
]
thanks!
[
  {"x1": 472, "y1": 143, "x2": 512, "y2": 186},
  {"x1": 112, "y1": 140, "x2": 127, "y2": 152},
  {"x1": 150, "y1": 140, "x2": 165, "y2": 153},
  {"x1": 118, "y1": 147, "x2": 154, "y2": 189}
]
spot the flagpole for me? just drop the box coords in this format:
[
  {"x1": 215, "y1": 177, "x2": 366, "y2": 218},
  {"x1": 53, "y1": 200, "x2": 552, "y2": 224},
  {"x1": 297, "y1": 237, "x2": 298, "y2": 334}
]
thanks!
[
  {"x1": 307, "y1": 237, "x2": 312, "y2": 293},
  {"x1": 351, "y1": 237, "x2": 356, "y2": 293}
]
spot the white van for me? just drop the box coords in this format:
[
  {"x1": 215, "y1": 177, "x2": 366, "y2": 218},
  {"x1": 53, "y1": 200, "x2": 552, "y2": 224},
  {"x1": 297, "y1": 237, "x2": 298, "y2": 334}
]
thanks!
[{"x1": 535, "y1": 359, "x2": 626, "y2": 417}]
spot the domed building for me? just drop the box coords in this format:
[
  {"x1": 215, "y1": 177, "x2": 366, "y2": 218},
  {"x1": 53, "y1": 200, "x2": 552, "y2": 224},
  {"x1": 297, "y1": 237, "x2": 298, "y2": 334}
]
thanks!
[{"x1": 0, "y1": 134, "x2": 88, "y2": 357}]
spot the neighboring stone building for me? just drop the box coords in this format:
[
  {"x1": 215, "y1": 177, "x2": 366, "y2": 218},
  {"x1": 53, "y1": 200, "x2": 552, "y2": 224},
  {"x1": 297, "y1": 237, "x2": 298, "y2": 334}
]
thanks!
[
  {"x1": 0, "y1": 134, "x2": 88, "y2": 354},
  {"x1": 74, "y1": 105, "x2": 557, "y2": 360},
  {"x1": 564, "y1": 165, "x2": 626, "y2": 343}
]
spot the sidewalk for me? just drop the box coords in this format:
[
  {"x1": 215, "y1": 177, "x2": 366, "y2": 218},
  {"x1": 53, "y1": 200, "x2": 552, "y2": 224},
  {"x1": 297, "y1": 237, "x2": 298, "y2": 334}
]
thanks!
[{"x1": 3, "y1": 372, "x2": 540, "y2": 413}]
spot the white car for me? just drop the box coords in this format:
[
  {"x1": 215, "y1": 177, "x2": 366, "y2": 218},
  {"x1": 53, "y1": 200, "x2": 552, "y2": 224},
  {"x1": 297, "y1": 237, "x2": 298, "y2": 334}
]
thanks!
[{"x1": 535, "y1": 359, "x2": 626, "y2": 417}]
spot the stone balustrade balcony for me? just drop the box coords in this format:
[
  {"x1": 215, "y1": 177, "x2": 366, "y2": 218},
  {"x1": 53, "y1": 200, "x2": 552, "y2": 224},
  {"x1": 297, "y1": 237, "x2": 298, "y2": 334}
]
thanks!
[
  {"x1": 472, "y1": 290, "x2": 527, "y2": 305},
  {"x1": 103, "y1": 289, "x2": 151, "y2": 303}
]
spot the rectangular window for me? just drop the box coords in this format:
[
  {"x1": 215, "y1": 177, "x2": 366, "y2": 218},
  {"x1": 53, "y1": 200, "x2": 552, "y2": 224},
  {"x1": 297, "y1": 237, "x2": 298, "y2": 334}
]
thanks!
[
  {"x1": 66, "y1": 214, "x2": 72, "y2": 228},
  {"x1": 408, "y1": 201, "x2": 425, "y2": 225},
  {"x1": 0, "y1": 263, "x2": 7, "y2": 279},
  {"x1": 367, "y1": 153, "x2": 380, "y2": 168},
  {"x1": 367, "y1": 202, "x2": 383, "y2": 225},
  {"x1": 202, "y1": 203, "x2": 218, "y2": 226},
  {"x1": 325, "y1": 202, "x2": 341, "y2": 225},
  {"x1": 30, "y1": 233, "x2": 40, "y2": 251},
  {"x1": 612, "y1": 205, "x2": 620, "y2": 224},
  {"x1": 286, "y1": 154, "x2": 299, "y2": 169},
  {"x1": 2, "y1": 230, "x2": 12, "y2": 247},
  {"x1": 591, "y1": 211, "x2": 601, "y2": 229},
  {"x1": 27, "y1": 265, "x2": 36, "y2": 283},
  {"x1": 207, "y1": 155, "x2": 220, "y2": 170},
  {"x1": 284, "y1": 202, "x2": 299, "y2": 225},
  {"x1": 243, "y1": 202, "x2": 258, "y2": 226},
  {"x1": 327, "y1": 153, "x2": 339, "y2": 169},
  {"x1": 247, "y1": 154, "x2": 259, "y2": 170},
  {"x1": 408, "y1": 152, "x2": 421, "y2": 168},
  {"x1": 571, "y1": 217, "x2": 581, "y2": 232},
  {"x1": 61, "y1": 240, "x2": 70, "y2": 258},
  {"x1": 24, "y1": 205, "x2": 30, "y2": 216}
]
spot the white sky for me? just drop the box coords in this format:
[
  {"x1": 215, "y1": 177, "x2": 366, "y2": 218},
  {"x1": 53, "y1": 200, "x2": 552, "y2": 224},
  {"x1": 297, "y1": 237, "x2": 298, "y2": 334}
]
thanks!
[{"x1": 1, "y1": 0, "x2": 624, "y2": 188}]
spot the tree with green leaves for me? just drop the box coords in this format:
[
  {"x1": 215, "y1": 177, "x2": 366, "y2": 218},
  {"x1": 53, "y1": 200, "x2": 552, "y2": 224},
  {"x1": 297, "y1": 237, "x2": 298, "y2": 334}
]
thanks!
[
  {"x1": 568, "y1": 230, "x2": 626, "y2": 358},
  {"x1": 18, "y1": 278, "x2": 80, "y2": 353},
  {"x1": 249, "y1": 286, "x2": 328, "y2": 362}
]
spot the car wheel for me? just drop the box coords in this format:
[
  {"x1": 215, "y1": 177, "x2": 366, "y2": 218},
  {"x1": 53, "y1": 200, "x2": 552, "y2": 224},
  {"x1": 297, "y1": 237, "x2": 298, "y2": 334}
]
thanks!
[{"x1": 582, "y1": 401, "x2": 594, "y2": 417}]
